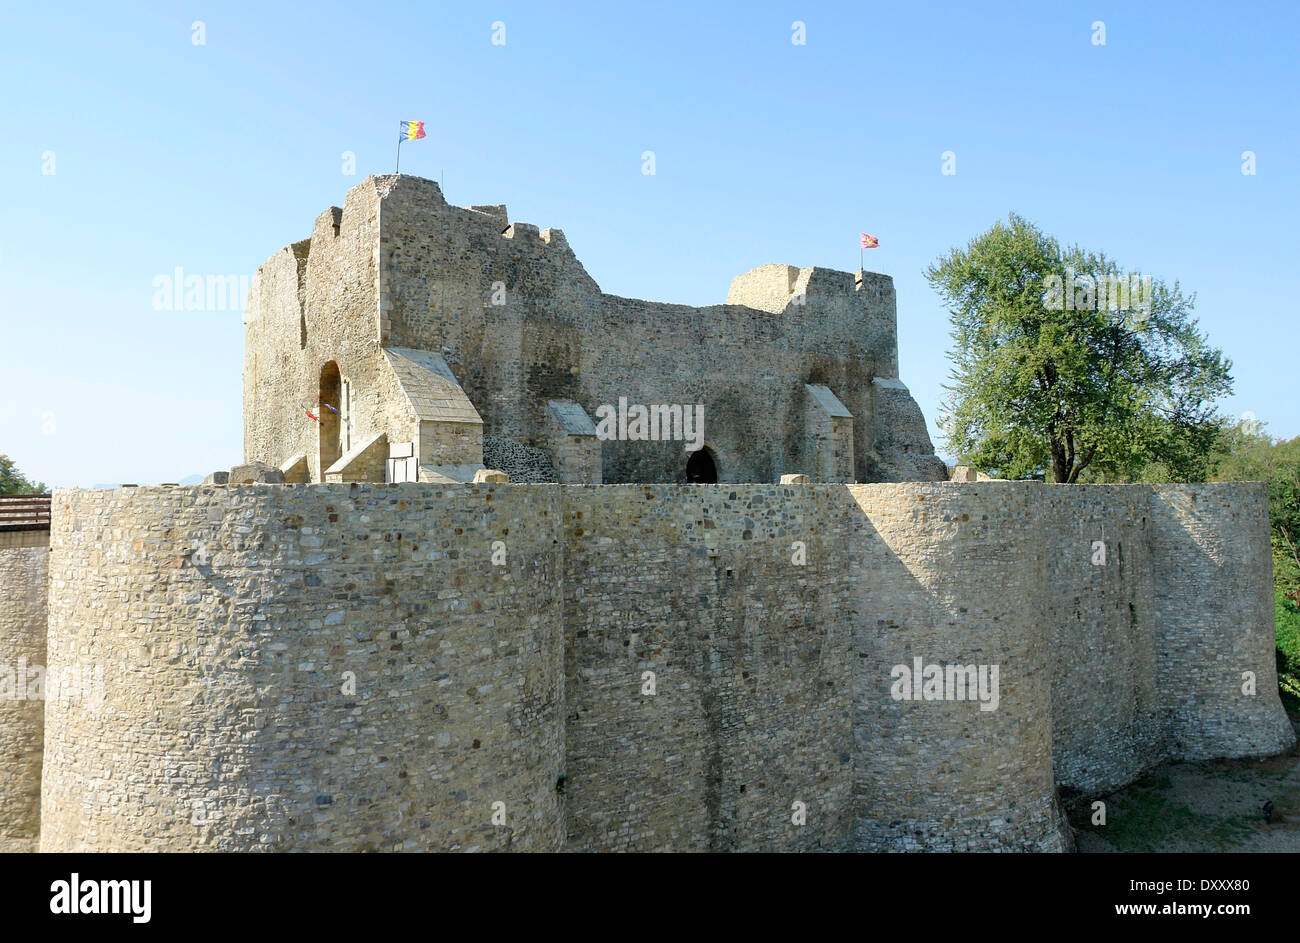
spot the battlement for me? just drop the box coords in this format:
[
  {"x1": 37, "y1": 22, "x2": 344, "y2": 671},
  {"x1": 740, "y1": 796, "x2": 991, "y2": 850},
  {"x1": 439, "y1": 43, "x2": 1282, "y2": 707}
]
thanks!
[
  {"x1": 291, "y1": 176, "x2": 890, "y2": 313},
  {"x1": 726, "y1": 264, "x2": 895, "y2": 313},
  {"x1": 243, "y1": 174, "x2": 932, "y2": 487}
]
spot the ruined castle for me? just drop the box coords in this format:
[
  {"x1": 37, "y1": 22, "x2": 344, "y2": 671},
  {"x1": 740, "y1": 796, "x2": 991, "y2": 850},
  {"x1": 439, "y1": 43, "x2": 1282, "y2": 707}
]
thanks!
[
  {"x1": 241, "y1": 174, "x2": 947, "y2": 487},
  {"x1": 0, "y1": 175, "x2": 1292, "y2": 852}
]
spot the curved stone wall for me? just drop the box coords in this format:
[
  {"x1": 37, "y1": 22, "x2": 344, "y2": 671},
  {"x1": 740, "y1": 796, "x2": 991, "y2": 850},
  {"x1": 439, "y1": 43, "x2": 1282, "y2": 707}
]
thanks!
[
  {"x1": 1045, "y1": 486, "x2": 1163, "y2": 793},
  {"x1": 28, "y1": 480, "x2": 1293, "y2": 852},
  {"x1": 1150, "y1": 484, "x2": 1295, "y2": 761},
  {"x1": 1047, "y1": 484, "x2": 1297, "y2": 796},
  {"x1": 849, "y1": 483, "x2": 1068, "y2": 852},
  {"x1": 41, "y1": 484, "x2": 566, "y2": 852}
]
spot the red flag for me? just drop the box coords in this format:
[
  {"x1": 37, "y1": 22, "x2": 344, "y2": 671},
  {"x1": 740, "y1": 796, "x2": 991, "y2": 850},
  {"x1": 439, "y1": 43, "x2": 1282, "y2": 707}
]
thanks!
[
  {"x1": 305, "y1": 409, "x2": 319, "y2": 421},
  {"x1": 860, "y1": 232, "x2": 879, "y2": 249}
]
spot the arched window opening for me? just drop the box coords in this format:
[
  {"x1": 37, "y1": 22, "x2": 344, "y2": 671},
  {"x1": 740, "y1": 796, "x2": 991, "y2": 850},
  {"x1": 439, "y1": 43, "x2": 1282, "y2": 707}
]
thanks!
[
  {"x1": 686, "y1": 448, "x2": 718, "y2": 483},
  {"x1": 318, "y1": 361, "x2": 342, "y2": 479}
]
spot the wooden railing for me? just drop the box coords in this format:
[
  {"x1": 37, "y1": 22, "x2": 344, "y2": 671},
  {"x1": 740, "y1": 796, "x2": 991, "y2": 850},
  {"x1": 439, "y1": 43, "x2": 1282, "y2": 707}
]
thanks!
[{"x1": 0, "y1": 493, "x2": 52, "y2": 531}]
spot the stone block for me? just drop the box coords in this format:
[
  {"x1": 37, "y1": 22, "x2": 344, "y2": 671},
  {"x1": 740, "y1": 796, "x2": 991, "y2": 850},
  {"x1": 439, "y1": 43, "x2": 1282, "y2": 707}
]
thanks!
[
  {"x1": 279, "y1": 455, "x2": 309, "y2": 484},
  {"x1": 228, "y1": 462, "x2": 285, "y2": 484}
]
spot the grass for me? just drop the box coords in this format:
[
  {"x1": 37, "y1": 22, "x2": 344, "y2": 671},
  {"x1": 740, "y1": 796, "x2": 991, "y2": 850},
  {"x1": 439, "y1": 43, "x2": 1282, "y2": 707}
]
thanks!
[
  {"x1": 1201, "y1": 761, "x2": 1292, "y2": 783},
  {"x1": 1072, "y1": 771, "x2": 1256, "y2": 852}
]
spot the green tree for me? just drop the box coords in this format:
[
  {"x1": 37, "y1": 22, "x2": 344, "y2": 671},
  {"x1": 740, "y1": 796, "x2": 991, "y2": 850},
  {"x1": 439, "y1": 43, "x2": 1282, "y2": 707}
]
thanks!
[
  {"x1": 1210, "y1": 424, "x2": 1300, "y2": 602},
  {"x1": 1209, "y1": 422, "x2": 1300, "y2": 696},
  {"x1": 925, "y1": 214, "x2": 1233, "y2": 483},
  {"x1": 0, "y1": 455, "x2": 46, "y2": 495}
]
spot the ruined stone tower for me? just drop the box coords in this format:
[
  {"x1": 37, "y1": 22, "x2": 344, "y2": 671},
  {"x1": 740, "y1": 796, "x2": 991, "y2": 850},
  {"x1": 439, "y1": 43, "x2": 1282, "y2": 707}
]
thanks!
[{"x1": 242, "y1": 174, "x2": 947, "y2": 486}]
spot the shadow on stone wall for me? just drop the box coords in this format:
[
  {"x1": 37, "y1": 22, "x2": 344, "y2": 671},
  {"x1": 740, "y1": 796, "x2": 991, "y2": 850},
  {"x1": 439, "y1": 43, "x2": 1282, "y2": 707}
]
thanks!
[{"x1": 24, "y1": 481, "x2": 1294, "y2": 852}]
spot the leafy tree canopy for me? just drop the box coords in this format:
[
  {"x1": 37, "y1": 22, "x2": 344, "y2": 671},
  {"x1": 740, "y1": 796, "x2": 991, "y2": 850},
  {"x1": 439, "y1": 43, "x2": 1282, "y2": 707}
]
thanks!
[
  {"x1": 926, "y1": 214, "x2": 1233, "y2": 483},
  {"x1": 0, "y1": 455, "x2": 46, "y2": 495},
  {"x1": 1209, "y1": 421, "x2": 1300, "y2": 602}
]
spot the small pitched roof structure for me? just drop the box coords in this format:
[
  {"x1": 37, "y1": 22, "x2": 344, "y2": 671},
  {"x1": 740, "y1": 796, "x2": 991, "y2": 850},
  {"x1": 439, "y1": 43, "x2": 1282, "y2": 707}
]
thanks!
[
  {"x1": 805, "y1": 384, "x2": 853, "y2": 418},
  {"x1": 383, "y1": 347, "x2": 481, "y2": 424},
  {"x1": 546, "y1": 400, "x2": 598, "y2": 436}
]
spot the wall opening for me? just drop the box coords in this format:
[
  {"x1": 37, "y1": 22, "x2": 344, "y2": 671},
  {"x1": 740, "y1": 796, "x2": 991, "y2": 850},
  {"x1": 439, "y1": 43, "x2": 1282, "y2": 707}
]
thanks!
[
  {"x1": 686, "y1": 447, "x2": 719, "y2": 483},
  {"x1": 319, "y1": 361, "x2": 342, "y2": 479}
]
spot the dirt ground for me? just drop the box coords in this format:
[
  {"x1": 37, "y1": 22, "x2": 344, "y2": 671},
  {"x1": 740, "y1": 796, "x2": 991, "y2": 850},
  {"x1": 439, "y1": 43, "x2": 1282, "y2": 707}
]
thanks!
[{"x1": 1072, "y1": 704, "x2": 1300, "y2": 853}]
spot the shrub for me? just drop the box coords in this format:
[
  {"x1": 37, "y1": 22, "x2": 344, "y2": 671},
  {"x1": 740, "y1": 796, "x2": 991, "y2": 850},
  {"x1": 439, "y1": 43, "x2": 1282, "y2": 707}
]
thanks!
[{"x1": 1275, "y1": 590, "x2": 1300, "y2": 697}]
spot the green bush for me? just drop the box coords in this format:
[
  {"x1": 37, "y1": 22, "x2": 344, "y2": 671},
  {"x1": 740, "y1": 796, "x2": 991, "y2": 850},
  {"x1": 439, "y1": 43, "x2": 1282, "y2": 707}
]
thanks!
[{"x1": 1275, "y1": 590, "x2": 1300, "y2": 698}]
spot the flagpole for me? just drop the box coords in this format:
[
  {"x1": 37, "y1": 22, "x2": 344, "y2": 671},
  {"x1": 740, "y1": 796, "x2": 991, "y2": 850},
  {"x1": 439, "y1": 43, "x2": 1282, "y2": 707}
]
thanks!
[{"x1": 396, "y1": 122, "x2": 402, "y2": 174}]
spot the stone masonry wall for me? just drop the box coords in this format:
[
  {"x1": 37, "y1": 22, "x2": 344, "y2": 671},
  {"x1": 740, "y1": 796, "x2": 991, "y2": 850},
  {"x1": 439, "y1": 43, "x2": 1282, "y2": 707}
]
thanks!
[
  {"x1": 373, "y1": 176, "x2": 896, "y2": 484},
  {"x1": 1045, "y1": 486, "x2": 1162, "y2": 793},
  {"x1": 0, "y1": 535, "x2": 48, "y2": 852},
  {"x1": 31, "y1": 481, "x2": 1294, "y2": 852},
  {"x1": 849, "y1": 483, "x2": 1067, "y2": 851},
  {"x1": 561, "y1": 485, "x2": 856, "y2": 851},
  {"x1": 244, "y1": 176, "x2": 946, "y2": 485},
  {"x1": 1044, "y1": 484, "x2": 1294, "y2": 794},
  {"x1": 243, "y1": 181, "x2": 399, "y2": 483},
  {"x1": 41, "y1": 484, "x2": 566, "y2": 852},
  {"x1": 1149, "y1": 484, "x2": 1294, "y2": 760}
]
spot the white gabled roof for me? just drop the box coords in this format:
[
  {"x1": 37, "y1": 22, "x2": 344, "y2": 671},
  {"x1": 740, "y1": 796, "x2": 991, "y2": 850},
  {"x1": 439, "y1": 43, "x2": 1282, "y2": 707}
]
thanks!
[
  {"x1": 805, "y1": 384, "x2": 853, "y2": 418},
  {"x1": 383, "y1": 347, "x2": 481, "y2": 424}
]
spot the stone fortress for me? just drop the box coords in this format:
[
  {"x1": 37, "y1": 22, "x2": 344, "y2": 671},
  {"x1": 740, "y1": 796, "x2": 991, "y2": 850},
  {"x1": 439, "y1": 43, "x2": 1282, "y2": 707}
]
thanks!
[
  {"x1": 241, "y1": 174, "x2": 947, "y2": 487},
  {"x1": 0, "y1": 175, "x2": 1293, "y2": 852}
]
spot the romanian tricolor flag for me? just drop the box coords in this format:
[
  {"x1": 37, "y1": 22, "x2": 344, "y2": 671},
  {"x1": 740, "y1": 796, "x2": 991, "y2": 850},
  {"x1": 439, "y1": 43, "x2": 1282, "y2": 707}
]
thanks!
[
  {"x1": 400, "y1": 121, "x2": 426, "y2": 140},
  {"x1": 860, "y1": 232, "x2": 879, "y2": 249}
]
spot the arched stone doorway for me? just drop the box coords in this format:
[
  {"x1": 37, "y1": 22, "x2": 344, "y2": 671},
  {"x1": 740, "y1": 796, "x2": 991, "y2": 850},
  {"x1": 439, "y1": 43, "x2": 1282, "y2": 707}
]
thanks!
[
  {"x1": 686, "y1": 447, "x2": 718, "y2": 483},
  {"x1": 318, "y1": 361, "x2": 342, "y2": 479}
]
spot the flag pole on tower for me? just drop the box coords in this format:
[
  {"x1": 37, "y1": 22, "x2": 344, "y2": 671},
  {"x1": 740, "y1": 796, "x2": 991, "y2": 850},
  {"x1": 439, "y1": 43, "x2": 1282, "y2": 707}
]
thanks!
[
  {"x1": 396, "y1": 120, "x2": 427, "y2": 174},
  {"x1": 859, "y1": 232, "x2": 879, "y2": 275}
]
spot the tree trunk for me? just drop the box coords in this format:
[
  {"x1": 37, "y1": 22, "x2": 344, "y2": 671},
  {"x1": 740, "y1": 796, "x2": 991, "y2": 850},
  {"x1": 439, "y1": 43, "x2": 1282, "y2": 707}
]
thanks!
[{"x1": 1050, "y1": 439, "x2": 1070, "y2": 483}]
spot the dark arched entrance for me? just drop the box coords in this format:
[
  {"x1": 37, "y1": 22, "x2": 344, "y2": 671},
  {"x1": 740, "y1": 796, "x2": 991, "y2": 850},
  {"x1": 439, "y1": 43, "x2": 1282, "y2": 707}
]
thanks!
[
  {"x1": 686, "y1": 448, "x2": 718, "y2": 483},
  {"x1": 318, "y1": 361, "x2": 342, "y2": 480}
]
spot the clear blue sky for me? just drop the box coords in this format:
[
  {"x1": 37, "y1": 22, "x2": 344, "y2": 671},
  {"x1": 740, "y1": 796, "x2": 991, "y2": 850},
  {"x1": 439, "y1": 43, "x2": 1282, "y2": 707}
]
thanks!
[{"x1": 2, "y1": 0, "x2": 1296, "y2": 487}]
